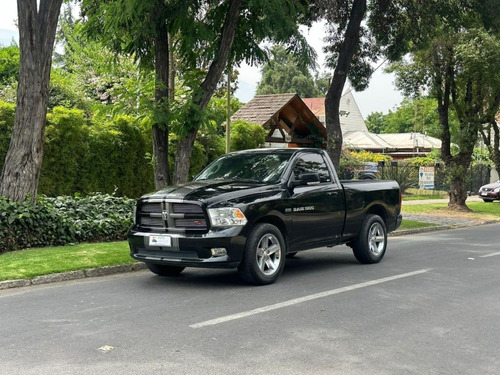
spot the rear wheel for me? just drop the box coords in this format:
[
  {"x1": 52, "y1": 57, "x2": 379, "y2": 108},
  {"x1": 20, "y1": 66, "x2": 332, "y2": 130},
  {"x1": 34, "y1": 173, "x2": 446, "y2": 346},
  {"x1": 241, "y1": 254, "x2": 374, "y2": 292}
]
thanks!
[
  {"x1": 145, "y1": 263, "x2": 185, "y2": 276},
  {"x1": 352, "y1": 214, "x2": 387, "y2": 264},
  {"x1": 239, "y1": 223, "x2": 286, "y2": 285}
]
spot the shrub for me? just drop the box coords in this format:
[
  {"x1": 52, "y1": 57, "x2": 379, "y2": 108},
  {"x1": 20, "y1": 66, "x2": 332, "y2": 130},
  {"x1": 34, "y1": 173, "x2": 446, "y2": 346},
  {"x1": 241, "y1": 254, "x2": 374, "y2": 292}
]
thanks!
[
  {"x1": 0, "y1": 194, "x2": 135, "y2": 253},
  {"x1": 0, "y1": 100, "x2": 15, "y2": 173},
  {"x1": 230, "y1": 120, "x2": 266, "y2": 151},
  {"x1": 40, "y1": 107, "x2": 89, "y2": 196}
]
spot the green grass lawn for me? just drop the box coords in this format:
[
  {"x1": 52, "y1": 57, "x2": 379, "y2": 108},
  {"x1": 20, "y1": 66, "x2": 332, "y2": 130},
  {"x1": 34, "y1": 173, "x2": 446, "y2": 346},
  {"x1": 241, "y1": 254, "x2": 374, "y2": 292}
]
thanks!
[
  {"x1": 402, "y1": 201, "x2": 500, "y2": 221},
  {"x1": 396, "y1": 219, "x2": 439, "y2": 231},
  {"x1": 0, "y1": 241, "x2": 134, "y2": 282}
]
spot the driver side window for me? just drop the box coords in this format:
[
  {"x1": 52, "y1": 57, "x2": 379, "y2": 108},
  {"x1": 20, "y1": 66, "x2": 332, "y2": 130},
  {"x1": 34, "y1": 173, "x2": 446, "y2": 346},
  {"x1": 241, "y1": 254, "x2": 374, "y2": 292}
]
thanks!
[{"x1": 293, "y1": 153, "x2": 332, "y2": 183}]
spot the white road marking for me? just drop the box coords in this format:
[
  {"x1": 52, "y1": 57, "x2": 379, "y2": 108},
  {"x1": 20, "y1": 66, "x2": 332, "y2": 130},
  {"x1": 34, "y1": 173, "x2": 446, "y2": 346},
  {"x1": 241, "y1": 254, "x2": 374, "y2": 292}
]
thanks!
[
  {"x1": 479, "y1": 251, "x2": 500, "y2": 258},
  {"x1": 190, "y1": 268, "x2": 432, "y2": 329}
]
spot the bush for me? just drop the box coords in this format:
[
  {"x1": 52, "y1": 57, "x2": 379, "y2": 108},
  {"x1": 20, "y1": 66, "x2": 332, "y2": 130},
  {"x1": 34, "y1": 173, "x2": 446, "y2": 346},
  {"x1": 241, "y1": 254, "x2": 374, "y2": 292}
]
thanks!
[
  {"x1": 230, "y1": 120, "x2": 266, "y2": 151},
  {"x1": 0, "y1": 194, "x2": 135, "y2": 253},
  {"x1": 0, "y1": 100, "x2": 15, "y2": 173},
  {"x1": 40, "y1": 107, "x2": 89, "y2": 196}
]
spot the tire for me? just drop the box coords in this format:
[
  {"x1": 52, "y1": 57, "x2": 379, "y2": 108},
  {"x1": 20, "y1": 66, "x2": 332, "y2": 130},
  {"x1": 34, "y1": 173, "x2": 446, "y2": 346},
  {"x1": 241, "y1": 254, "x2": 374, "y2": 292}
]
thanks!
[
  {"x1": 482, "y1": 199, "x2": 494, "y2": 203},
  {"x1": 145, "y1": 263, "x2": 185, "y2": 277},
  {"x1": 238, "y1": 223, "x2": 286, "y2": 285},
  {"x1": 352, "y1": 214, "x2": 387, "y2": 264}
]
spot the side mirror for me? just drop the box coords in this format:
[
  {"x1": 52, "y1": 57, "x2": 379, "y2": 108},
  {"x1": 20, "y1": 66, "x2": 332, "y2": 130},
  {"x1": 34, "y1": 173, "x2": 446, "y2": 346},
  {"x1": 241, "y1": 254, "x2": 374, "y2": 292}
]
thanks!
[{"x1": 288, "y1": 173, "x2": 320, "y2": 188}]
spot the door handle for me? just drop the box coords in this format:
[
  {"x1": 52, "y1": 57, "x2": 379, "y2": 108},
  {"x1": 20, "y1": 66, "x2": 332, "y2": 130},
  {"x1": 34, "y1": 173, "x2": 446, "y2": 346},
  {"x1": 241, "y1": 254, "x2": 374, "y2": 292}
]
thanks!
[{"x1": 327, "y1": 192, "x2": 338, "y2": 197}]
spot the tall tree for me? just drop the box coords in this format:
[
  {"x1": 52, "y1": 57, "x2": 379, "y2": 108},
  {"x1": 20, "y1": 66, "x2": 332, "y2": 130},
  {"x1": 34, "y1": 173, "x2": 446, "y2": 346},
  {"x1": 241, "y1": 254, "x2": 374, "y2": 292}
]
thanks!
[
  {"x1": 385, "y1": 3, "x2": 500, "y2": 209},
  {"x1": 321, "y1": 0, "x2": 369, "y2": 169},
  {"x1": 0, "y1": 0, "x2": 63, "y2": 201},
  {"x1": 171, "y1": 0, "x2": 313, "y2": 183},
  {"x1": 256, "y1": 45, "x2": 322, "y2": 98},
  {"x1": 172, "y1": 0, "x2": 243, "y2": 184},
  {"x1": 81, "y1": 0, "x2": 183, "y2": 189}
]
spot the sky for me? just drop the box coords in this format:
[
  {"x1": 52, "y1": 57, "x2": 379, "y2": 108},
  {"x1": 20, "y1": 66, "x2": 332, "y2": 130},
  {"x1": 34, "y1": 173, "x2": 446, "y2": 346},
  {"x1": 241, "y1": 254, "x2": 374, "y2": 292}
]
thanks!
[{"x1": 0, "y1": 0, "x2": 403, "y2": 118}]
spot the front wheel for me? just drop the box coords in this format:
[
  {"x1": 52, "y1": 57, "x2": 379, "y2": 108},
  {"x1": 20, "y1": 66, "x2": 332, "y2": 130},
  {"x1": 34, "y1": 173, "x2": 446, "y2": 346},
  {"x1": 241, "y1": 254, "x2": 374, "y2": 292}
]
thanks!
[
  {"x1": 352, "y1": 214, "x2": 387, "y2": 264},
  {"x1": 145, "y1": 263, "x2": 185, "y2": 276},
  {"x1": 238, "y1": 223, "x2": 286, "y2": 285}
]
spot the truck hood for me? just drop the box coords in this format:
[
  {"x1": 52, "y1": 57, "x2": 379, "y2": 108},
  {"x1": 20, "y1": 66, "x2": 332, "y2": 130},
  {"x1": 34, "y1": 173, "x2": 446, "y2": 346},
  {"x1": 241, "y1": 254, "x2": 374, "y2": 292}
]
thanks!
[{"x1": 143, "y1": 179, "x2": 277, "y2": 206}]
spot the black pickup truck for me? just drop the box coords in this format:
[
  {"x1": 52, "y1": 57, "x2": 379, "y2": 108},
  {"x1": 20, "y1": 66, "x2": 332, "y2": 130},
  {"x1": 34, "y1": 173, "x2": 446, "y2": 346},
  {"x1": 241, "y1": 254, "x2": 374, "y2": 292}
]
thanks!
[{"x1": 128, "y1": 148, "x2": 402, "y2": 285}]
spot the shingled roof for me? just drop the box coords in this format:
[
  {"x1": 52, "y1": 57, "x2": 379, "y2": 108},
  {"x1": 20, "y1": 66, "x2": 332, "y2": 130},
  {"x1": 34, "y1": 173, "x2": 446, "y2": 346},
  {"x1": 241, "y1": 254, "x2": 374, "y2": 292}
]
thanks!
[
  {"x1": 231, "y1": 94, "x2": 297, "y2": 125},
  {"x1": 232, "y1": 93, "x2": 326, "y2": 147}
]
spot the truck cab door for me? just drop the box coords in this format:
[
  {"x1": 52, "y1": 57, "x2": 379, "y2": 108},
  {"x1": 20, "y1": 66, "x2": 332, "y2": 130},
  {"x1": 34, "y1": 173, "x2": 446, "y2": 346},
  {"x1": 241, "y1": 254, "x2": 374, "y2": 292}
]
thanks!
[{"x1": 285, "y1": 153, "x2": 345, "y2": 251}]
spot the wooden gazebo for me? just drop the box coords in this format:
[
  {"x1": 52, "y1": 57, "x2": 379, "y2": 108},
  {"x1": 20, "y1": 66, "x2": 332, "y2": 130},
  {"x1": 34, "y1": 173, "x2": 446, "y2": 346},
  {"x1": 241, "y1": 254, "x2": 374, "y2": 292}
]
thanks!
[{"x1": 231, "y1": 93, "x2": 326, "y2": 148}]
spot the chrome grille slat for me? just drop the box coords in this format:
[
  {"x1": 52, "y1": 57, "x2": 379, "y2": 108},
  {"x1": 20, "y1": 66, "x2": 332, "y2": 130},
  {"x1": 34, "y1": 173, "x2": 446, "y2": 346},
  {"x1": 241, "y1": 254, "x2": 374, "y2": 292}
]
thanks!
[{"x1": 137, "y1": 201, "x2": 208, "y2": 232}]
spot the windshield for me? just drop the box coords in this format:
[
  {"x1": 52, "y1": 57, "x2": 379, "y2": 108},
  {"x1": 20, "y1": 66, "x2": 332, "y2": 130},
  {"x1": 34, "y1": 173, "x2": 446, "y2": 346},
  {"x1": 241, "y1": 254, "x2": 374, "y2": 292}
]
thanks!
[{"x1": 195, "y1": 152, "x2": 292, "y2": 183}]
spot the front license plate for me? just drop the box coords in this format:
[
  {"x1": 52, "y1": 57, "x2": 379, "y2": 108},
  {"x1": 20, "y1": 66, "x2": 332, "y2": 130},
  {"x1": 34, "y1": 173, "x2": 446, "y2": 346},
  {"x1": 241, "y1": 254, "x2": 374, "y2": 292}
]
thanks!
[
  {"x1": 149, "y1": 235, "x2": 172, "y2": 247},
  {"x1": 481, "y1": 192, "x2": 488, "y2": 196}
]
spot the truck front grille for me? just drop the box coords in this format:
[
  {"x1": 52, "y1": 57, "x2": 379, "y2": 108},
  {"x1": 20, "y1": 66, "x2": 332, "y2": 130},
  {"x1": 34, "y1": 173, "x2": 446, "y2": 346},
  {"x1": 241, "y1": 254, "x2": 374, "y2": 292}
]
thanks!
[{"x1": 137, "y1": 201, "x2": 208, "y2": 233}]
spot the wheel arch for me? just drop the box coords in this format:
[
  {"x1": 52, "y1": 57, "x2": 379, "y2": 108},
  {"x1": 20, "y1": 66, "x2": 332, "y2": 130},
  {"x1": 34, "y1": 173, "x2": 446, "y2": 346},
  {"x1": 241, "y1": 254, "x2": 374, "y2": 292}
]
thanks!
[
  {"x1": 252, "y1": 214, "x2": 289, "y2": 252},
  {"x1": 366, "y1": 204, "x2": 388, "y2": 224}
]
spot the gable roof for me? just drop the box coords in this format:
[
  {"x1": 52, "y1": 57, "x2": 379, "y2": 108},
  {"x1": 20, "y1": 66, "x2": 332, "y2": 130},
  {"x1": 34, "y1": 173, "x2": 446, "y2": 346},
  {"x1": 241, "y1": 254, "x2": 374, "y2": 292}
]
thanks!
[{"x1": 231, "y1": 93, "x2": 326, "y2": 147}]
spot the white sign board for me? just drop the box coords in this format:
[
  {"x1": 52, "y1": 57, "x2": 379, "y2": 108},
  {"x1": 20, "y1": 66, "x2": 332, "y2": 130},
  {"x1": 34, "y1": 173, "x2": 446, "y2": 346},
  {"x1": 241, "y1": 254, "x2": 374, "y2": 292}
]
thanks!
[{"x1": 419, "y1": 166, "x2": 435, "y2": 190}]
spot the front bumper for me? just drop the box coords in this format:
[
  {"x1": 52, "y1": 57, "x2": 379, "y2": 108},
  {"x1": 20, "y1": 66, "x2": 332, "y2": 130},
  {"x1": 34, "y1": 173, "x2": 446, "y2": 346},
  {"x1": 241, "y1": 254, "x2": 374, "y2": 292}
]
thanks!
[
  {"x1": 128, "y1": 226, "x2": 248, "y2": 269},
  {"x1": 478, "y1": 191, "x2": 500, "y2": 200}
]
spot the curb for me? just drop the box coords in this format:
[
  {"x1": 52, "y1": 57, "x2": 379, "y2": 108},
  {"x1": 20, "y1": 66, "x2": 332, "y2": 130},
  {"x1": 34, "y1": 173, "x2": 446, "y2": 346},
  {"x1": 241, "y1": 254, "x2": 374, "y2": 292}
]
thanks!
[{"x1": 0, "y1": 262, "x2": 147, "y2": 291}]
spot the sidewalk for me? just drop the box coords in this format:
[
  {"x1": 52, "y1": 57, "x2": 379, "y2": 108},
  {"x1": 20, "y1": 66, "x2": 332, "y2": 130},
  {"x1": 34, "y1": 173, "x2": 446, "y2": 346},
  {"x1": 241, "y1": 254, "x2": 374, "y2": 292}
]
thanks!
[{"x1": 402, "y1": 195, "x2": 482, "y2": 205}]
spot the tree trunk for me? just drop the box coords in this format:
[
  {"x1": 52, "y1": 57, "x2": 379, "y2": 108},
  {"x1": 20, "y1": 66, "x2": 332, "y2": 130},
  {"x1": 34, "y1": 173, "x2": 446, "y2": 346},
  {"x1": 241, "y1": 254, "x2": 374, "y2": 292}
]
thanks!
[
  {"x1": 0, "y1": 0, "x2": 63, "y2": 202},
  {"x1": 447, "y1": 159, "x2": 471, "y2": 210},
  {"x1": 491, "y1": 120, "x2": 500, "y2": 175},
  {"x1": 173, "y1": 0, "x2": 243, "y2": 184},
  {"x1": 325, "y1": 0, "x2": 366, "y2": 170},
  {"x1": 152, "y1": 12, "x2": 170, "y2": 190}
]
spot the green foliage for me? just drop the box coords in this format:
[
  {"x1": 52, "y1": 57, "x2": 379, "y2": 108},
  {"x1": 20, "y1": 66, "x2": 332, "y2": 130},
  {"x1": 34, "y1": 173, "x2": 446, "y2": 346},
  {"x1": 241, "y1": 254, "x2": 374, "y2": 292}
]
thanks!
[
  {"x1": 256, "y1": 45, "x2": 323, "y2": 98},
  {"x1": 48, "y1": 69, "x2": 91, "y2": 111},
  {"x1": 0, "y1": 100, "x2": 15, "y2": 173},
  {"x1": 38, "y1": 107, "x2": 154, "y2": 198},
  {"x1": 0, "y1": 45, "x2": 19, "y2": 85},
  {"x1": 0, "y1": 194, "x2": 135, "y2": 252},
  {"x1": 40, "y1": 107, "x2": 89, "y2": 196},
  {"x1": 365, "y1": 97, "x2": 460, "y2": 141},
  {"x1": 205, "y1": 96, "x2": 244, "y2": 136},
  {"x1": 348, "y1": 150, "x2": 392, "y2": 163},
  {"x1": 0, "y1": 46, "x2": 18, "y2": 103},
  {"x1": 338, "y1": 149, "x2": 364, "y2": 180},
  {"x1": 85, "y1": 115, "x2": 154, "y2": 197},
  {"x1": 230, "y1": 121, "x2": 266, "y2": 151},
  {"x1": 384, "y1": 162, "x2": 418, "y2": 194}
]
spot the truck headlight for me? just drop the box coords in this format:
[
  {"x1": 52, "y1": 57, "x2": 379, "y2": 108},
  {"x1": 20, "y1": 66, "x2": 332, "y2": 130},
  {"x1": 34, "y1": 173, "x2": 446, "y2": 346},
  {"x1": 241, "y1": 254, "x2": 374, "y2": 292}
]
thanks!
[{"x1": 208, "y1": 208, "x2": 247, "y2": 227}]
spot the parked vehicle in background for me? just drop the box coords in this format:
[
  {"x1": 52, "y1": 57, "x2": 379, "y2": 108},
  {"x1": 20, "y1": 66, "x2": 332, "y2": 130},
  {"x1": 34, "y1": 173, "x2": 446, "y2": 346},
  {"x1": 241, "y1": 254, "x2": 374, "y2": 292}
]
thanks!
[
  {"x1": 128, "y1": 148, "x2": 402, "y2": 285},
  {"x1": 357, "y1": 162, "x2": 379, "y2": 180},
  {"x1": 478, "y1": 180, "x2": 500, "y2": 202}
]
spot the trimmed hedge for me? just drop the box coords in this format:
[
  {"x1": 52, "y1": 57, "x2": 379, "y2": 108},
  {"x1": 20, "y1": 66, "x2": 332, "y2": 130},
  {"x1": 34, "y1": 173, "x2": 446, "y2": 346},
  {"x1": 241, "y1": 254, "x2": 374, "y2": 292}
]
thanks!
[{"x1": 0, "y1": 194, "x2": 135, "y2": 253}]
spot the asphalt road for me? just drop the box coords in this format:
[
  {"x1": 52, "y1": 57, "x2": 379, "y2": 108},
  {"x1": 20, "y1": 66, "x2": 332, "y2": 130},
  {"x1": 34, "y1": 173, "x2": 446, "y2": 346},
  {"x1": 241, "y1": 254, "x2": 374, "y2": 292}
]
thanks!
[{"x1": 1, "y1": 223, "x2": 499, "y2": 375}]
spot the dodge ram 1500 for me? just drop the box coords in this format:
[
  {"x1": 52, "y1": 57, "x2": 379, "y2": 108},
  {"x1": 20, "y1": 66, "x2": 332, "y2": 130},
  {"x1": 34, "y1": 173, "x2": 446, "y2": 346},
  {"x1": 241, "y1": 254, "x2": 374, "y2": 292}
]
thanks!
[{"x1": 128, "y1": 148, "x2": 402, "y2": 285}]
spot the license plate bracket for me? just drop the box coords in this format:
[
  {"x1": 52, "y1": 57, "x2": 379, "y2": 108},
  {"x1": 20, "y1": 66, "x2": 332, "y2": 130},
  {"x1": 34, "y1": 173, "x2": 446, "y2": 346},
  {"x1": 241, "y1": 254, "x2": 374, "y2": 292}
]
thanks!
[{"x1": 149, "y1": 235, "x2": 172, "y2": 247}]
